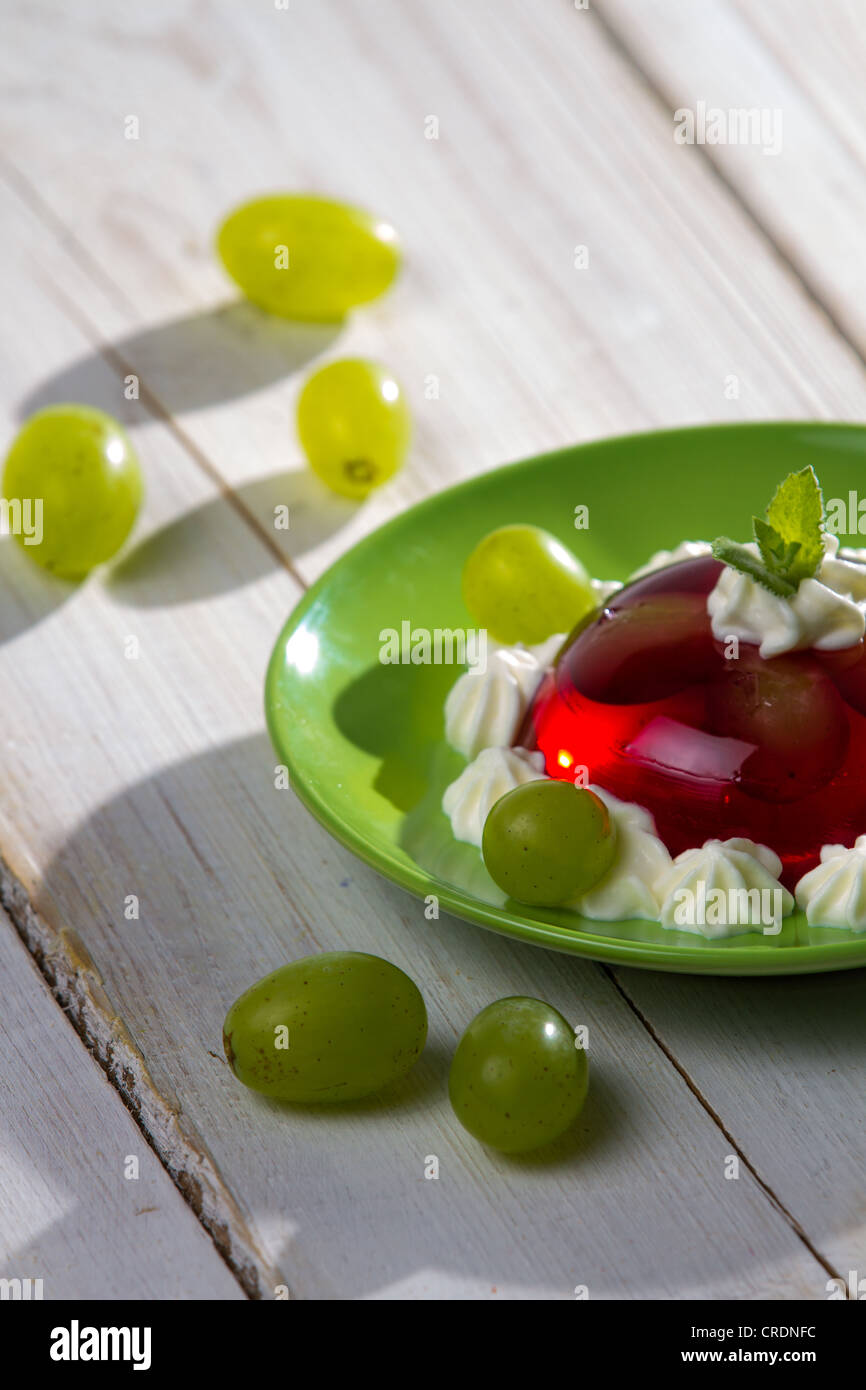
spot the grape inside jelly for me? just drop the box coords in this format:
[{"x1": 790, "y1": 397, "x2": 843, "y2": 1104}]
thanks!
[{"x1": 521, "y1": 556, "x2": 866, "y2": 888}]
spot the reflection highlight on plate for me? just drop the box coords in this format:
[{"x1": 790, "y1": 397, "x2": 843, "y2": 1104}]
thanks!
[{"x1": 285, "y1": 625, "x2": 319, "y2": 675}]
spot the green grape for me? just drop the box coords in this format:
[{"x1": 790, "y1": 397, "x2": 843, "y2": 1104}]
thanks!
[
  {"x1": 449, "y1": 996, "x2": 588, "y2": 1153},
  {"x1": 297, "y1": 358, "x2": 411, "y2": 499},
  {"x1": 3, "y1": 405, "x2": 143, "y2": 579},
  {"x1": 482, "y1": 781, "x2": 615, "y2": 906},
  {"x1": 217, "y1": 194, "x2": 400, "y2": 321},
  {"x1": 462, "y1": 524, "x2": 596, "y2": 644},
  {"x1": 222, "y1": 951, "x2": 427, "y2": 1102}
]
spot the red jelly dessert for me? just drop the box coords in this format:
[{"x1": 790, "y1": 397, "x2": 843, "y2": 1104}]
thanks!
[{"x1": 521, "y1": 557, "x2": 866, "y2": 888}]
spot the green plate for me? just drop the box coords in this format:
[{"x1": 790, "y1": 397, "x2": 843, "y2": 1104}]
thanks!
[{"x1": 266, "y1": 422, "x2": 866, "y2": 975}]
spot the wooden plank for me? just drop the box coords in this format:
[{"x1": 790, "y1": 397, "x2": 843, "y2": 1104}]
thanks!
[
  {"x1": 605, "y1": 965, "x2": 866, "y2": 1289},
  {"x1": 0, "y1": 908, "x2": 243, "y2": 1300},
  {"x1": 741, "y1": 0, "x2": 866, "y2": 166},
  {"x1": 2, "y1": 0, "x2": 866, "y2": 591},
  {"x1": 0, "y1": 176, "x2": 828, "y2": 1298},
  {"x1": 0, "y1": 178, "x2": 299, "y2": 1298},
  {"x1": 596, "y1": 0, "x2": 866, "y2": 360}
]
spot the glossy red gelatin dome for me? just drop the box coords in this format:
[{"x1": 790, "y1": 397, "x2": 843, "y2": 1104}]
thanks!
[{"x1": 521, "y1": 556, "x2": 866, "y2": 889}]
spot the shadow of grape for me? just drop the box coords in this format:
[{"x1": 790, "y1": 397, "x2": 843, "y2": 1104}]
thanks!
[
  {"x1": 108, "y1": 471, "x2": 357, "y2": 606},
  {"x1": 0, "y1": 534, "x2": 75, "y2": 646},
  {"x1": 18, "y1": 301, "x2": 340, "y2": 419}
]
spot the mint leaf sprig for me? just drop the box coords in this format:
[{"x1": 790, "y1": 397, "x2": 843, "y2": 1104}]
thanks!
[
  {"x1": 711, "y1": 537, "x2": 797, "y2": 597},
  {"x1": 711, "y1": 466, "x2": 824, "y2": 598}
]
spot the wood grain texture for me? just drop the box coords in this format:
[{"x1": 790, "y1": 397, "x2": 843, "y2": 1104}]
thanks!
[
  {"x1": 605, "y1": 966, "x2": 866, "y2": 1289},
  {"x1": 0, "y1": 0, "x2": 863, "y2": 1299},
  {"x1": 597, "y1": 0, "x2": 866, "y2": 362},
  {"x1": 0, "y1": 907, "x2": 243, "y2": 1300}
]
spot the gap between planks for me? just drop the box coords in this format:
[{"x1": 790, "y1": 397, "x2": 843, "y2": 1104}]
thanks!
[
  {"x1": 0, "y1": 33, "x2": 852, "y2": 1295},
  {"x1": 601, "y1": 966, "x2": 846, "y2": 1293}
]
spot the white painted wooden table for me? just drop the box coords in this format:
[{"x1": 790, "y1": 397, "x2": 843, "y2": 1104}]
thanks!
[{"x1": 1, "y1": 0, "x2": 865, "y2": 1301}]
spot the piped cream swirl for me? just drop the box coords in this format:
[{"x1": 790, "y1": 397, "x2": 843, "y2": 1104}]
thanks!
[
  {"x1": 442, "y1": 747, "x2": 547, "y2": 847},
  {"x1": 707, "y1": 535, "x2": 866, "y2": 658},
  {"x1": 444, "y1": 635, "x2": 563, "y2": 759},
  {"x1": 570, "y1": 786, "x2": 672, "y2": 922},
  {"x1": 795, "y1": 837, "x2": 866, "y2": 930},
  {"x1": 655, "y1": 838, "x2": 793, "y2": 938}
]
